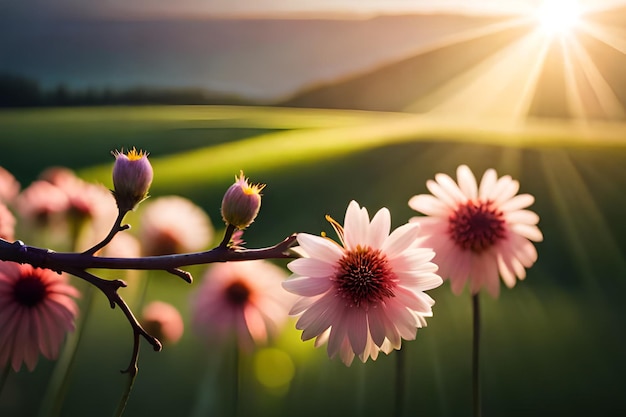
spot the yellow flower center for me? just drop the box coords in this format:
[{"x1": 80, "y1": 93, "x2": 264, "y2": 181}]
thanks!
[{"x1": 126, "y1": 147, "x2": 147, "y2": 161}]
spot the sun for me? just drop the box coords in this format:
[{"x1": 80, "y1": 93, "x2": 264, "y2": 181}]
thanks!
[{"x1": 535, "y1": 0, "x2": 583, "y2": 36}]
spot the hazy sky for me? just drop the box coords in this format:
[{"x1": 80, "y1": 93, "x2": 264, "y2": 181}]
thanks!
[{"x1": 4, "y1": 0, "x2": 626, "y2": 19}]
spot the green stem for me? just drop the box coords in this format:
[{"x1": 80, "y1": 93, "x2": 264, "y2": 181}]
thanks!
[
  {"x1": 38, "y1": 285, "x2": 95, "y2": 417},
  {"x1": 113, "y1": 372, "x2": 137, "y2": 417},
  {"x1": 472, "y1": 293, "x2": 482, "y2": 417},
  {"x1": 394, "y1": 347, "x2": 406, "y2": 417},
  {"x1": 233, "y1": 345, "x2": 240, "y2": 417}
]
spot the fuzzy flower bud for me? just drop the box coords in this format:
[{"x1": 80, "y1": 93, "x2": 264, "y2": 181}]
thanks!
[
  {"x1": 221, "y1": 171, "x2": 264, "y2": 229},
  {"x1": 111, "y1": 148, "x2": 153, "y2": 212}
]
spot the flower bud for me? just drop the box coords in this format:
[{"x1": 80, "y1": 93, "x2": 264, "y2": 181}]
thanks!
[
  {"x1": 111, "y1": 148, "x2": 153, "y2": 212},
  {"x1": 141, "y1": 301, "x2": 184, "y2": 345},
  {"x1": 221, "y1": 171, "x2": 264, "y2": 229}
]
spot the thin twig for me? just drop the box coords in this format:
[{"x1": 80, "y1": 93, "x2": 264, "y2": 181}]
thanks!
[
  {"x1": 82, "y1": 209, "x2": 130, "y2": 256},
  {"x1": 0, "y1": 234, "x2": 298, "y2": 274},
  {"x1": 65, "y1": 267, "x2": 161, "y2": 375}
]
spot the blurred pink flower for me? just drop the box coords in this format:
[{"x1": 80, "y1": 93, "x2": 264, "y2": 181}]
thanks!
[
  {"x1": 141, "y1": 301, "x2": 184, "y2": 345},
  {"x1": 191, "y1": 260, "x2": 293, "y2": 351},
  {"x1": 0, "y1": 166, "x2": 20, "y2": 203},
  {"x1": 0, "y1": 262, "x2": 79, "y2": 372},
  {"x1": 41, "y1": 166, "x2": 116, "y2": 222},
  {"x1": 0, "y1": 203, "x2": 16, "y2": 241},
  {"x1": 138, "y1": 196, "x2": 214, "y2": 256},
  {"x1": 14, "y1": 180, "x2": 70, "y2": 222},
  {"x1": 409, "y1": 165, "x2": 543, "y2": 298},
  {"x1": 282, "y1": 200, "x2": 442, "y2": 366}
]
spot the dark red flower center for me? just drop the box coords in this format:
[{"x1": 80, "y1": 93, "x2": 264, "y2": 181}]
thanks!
[
  {"x1": 334, "y1": 246, "x2": 396, "y2": 309},
  {"x1": 225, "y1": 280, "x2": 251, "y2": 306},
  {"x1": 448, "y1": 200, "x2": 506, "y2": 253},
  {"x1": 13, "y1": 275, "x2": 47, "y2": 307}
]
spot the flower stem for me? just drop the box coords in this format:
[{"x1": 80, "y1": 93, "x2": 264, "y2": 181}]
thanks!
[
  {"x1": 38, "y1": 285, "x2": 95, "y2": 417},
  {"x1": 113, "y1": 372, "x2": 137, "y2": 417},
  {"x1": 394, "y1": 347, "x2": 406, "y2": 417},
  {"x1": 232, "y1": 345, "x2": 240, "y2": 417},
  {"x1": 472, "y1": 293, "x2": 481, "y2": 417}
]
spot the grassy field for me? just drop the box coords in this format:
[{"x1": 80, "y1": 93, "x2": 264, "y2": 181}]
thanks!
[{"x1": 1, "y1": 105, "x2": 626, "y2": 417}]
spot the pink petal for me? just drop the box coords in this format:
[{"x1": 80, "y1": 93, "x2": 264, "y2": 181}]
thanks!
[
  {"x1": 282, "y1": 276, "x2": 332, "y2": 297},
  {"x1": 367, "y1": 207, "x2": 391, "y2": 249},
  {"x1": 456, "y1": 165, "x2": 478, "y2": 200},
  {"x1": 343, "y1": 201, "x2": 369, "y2": 250},
  {"x1": 296, "y1": 233, "x2": 343, "y2": 264},
  {"x1": 500, "y1": 194, "x2": 535, "y2": 212},
  {"x1": 506, "y1": 209, "x2": 540, "y2": 225},
  {"x1": 346, "y1": 309, "x2": 368, "y2": 357},
  {"x1": 408, "y1": 194, "x2": 450, "y2": 216},
  {"x1": 478, "y1": 169, "x2": 498, "y2": 200},
  {"x1": 381, "y1": 222, "x2": 420, "y2": 258}
]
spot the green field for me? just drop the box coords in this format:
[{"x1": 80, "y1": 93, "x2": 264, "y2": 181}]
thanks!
[{"x1": 1, "y1": 105, "x2": 626, "y2": 417}]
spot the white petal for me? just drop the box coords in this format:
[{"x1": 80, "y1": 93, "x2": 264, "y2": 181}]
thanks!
[
  {"x1": 426, "y1": 178, "x2": 459, "y2": 209},
  {"x1": 287, "y1": 257, "x2": 336, "y2": 278},
  {"x1": 491, "y1": 176, "x2": 520, "y2": 205},
  {"x1": 282, "y1": 276, "x2": 332, "y2": 297},
  {"x1": 499, "y1": 194, "x2": 535, "y2": 212},
  {"x1": 506, "y1": 209, "x2": 540, "y2": 225},
  {"x1": 343, "y1": 201, "x2": 368, "y2": 250},
  {"x1": 368, "y1": 207, "x2": 391, "y2": 249},
  {"x1": 457, "y1": 165, "x2": 478, "y2": 200},
  {"x1": 478, "y1": 168, "x2": 498, "y2": 200},
  {"x1": 297, "y1": 233, "x2": 343, "y2": 263},
  {"x1": 381, "y1": 222, "x2": 420, "y2": 258},
  {"x1": 397, "y1": 271, "x2": 443, "y2": 292},
  {"x1": 511, "y1": 223, "x2": 544, "y2": 242},
  {"x1": 390, "y1": 248, "x2": 436, "y2": 272},
  {"x1": 408, "y1": 194, "x2": 450, "y2": 216}
]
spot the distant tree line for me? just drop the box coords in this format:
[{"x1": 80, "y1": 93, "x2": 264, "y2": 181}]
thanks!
[{"x1": 0, "y1": 73, "x2": 255, "y2": 107}]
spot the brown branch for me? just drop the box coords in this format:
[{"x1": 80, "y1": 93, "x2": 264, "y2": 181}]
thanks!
[{"x1": 0, "y1": 234, "x2": 298, "y2": 277}]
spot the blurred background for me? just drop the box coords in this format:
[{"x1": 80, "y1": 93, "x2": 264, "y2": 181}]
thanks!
[{"x1": 1, "y1": 0, "x2": 626, "y2": 416}]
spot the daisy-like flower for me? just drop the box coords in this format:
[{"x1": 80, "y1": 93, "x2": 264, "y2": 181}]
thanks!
[
  {"x1": 408, "y1": 164, "x2": 543, "y2": 298},
  {"x1": 191, "y1": 260, "x2": 294, "y2": 352},
  {"x1": 0, "y1": 262, "x2": 79, "y2": 372},
  {"x1": 0, "y1": 203, "x2": 16, "y2": 241},
  {"x1": 0, "y1": 166, "x2": 20, "y2": 203},
  {"x1": 138, "y1": 196, "x2": 214, "y2": 256},
  {"x1": 282, "y1": 200, "x2": 442, "y2": 366}
]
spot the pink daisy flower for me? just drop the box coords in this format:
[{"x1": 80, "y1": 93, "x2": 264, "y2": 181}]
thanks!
[
  {"x1": 191, "y1": 260, "x2": 294, "y2": 352},
  {"x1": 138, "y1": 196, "x2": 214, "y2": 256},
  {"x1": 408, "y1": 164, "x2": 543, "y2": 298},
  {"x1": 282, "y1": 200, "x2": 442, "y2": 366},
  {"x1": 0, "y1": 203, "x2": 16, "y2": 241},
  {"x1": 0, "y1": 166, "x2": 20, "y2": 204},
  {"x1": 0, "y1": 262, "x2": 80, "y2": 372}
]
